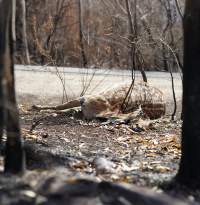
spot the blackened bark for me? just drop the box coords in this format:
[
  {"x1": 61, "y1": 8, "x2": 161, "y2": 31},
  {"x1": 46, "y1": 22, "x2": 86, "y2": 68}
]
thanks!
[
  {"x1": 20, "y1": 0, "x2": 30, "y2": 64},
  {"x1": 176, "y1": 0, "x2": 200, "y2": 188},
  {"x1": 0, "y1": 0, "x2": 25, "y2": 173},
  {"x1": 125, "y1": 0, "x2": 147, "y2": 83},
  {"x1": 78, "y1": 0, "x2": 87, "y2": 68}
]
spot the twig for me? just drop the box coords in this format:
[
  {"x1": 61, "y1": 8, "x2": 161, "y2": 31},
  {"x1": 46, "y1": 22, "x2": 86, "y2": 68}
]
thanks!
[{"x1": 155, "y1": 38, "x2": 181, "y2": 120}]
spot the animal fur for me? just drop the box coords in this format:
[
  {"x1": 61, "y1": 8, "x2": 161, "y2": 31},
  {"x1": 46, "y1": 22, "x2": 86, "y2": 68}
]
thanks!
[{"x1": 32, "y1": 82, "x2": 166, "y2": 120}]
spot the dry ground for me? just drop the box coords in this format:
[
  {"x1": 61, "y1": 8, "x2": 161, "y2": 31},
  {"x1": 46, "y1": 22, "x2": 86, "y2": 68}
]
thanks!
[{"x1": 0, "y1": 102, "x2": 198, "y2": 205}]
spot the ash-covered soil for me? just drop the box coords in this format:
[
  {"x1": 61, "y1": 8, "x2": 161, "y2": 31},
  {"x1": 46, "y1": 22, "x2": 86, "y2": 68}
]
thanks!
[{"x1": 0, "y1": 104, "x2": 198, "y2": 205}]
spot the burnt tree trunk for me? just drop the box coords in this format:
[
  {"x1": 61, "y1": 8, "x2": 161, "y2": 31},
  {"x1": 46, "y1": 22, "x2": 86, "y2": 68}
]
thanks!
[
  {"x1": 0, "y1": 0, "x2": 25, "y2": 173},
  {"x1": 78, "y1": 0, "x2": 87, "y2": 68},
  {"x1": 20, "y1": 0, "x2": 30, "y2": 64},
  {"x1": 125, "y1": 0, "x2": 147, "y2": 83},
  {"x1": 176, "y1": 0, "x2": 200, "y2": 188}
]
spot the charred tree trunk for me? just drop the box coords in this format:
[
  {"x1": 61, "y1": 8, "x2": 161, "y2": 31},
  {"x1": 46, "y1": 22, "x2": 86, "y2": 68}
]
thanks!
[
  {"x1": 125, "y1": 0, "x2": 136, "y2": 71},
  {"x1": 125, "y1": 0, "x2": 147, "y2": 83},
  {"x1": 78, "y1": 0, "x2": 87, "y2": 68},
  {"x1": 0, "y1": 0, "x2": 25, "y2": 173},
  {"x1": 176, "y1": 0, "x2": 200, "y2": 188},
  {"x1": 20, "y1": 0, "x2": 30, "y2": 64}
]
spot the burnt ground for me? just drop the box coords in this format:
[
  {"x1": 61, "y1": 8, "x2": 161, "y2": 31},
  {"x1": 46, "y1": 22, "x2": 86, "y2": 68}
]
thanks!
[{"x1": 0, "y1": 103, "x2": 199, "y2": 205}]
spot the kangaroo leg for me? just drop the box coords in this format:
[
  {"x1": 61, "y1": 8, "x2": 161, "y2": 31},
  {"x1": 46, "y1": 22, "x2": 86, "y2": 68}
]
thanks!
[{"x1": 32, "y1": 99, "x2": 81, "y2": 111}]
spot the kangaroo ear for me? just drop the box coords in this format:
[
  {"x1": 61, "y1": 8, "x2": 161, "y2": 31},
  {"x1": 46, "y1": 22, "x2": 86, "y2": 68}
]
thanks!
[{"x1": 80, "y1": 96, "x2": 85, "y2": 106}]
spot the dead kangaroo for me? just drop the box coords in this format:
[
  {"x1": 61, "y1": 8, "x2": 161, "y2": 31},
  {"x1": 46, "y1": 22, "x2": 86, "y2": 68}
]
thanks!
[{"x1": 32, "y1": 82, "x2": 166, "y2": 120}]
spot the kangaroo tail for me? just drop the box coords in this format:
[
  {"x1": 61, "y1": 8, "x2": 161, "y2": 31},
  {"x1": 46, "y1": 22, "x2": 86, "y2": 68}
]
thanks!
[{"x1": 31, "y1": 99, "x2": 81, "y2": 111}]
